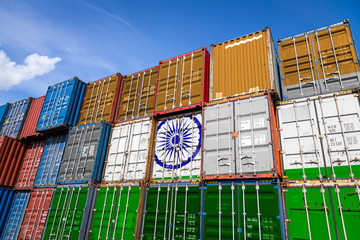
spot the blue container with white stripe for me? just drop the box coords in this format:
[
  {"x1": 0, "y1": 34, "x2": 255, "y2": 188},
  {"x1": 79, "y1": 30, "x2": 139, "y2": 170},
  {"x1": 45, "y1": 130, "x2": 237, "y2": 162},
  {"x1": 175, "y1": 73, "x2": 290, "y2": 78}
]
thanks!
[
  {"x1": 0, "y1": 188, "x2": 15, "y2": 236},
  {"x1": 0, "y1": 98, "x2": 32, "y2": 138},
  {"x1": 36, "y1": 77, "x2": 86, "y2": 133},
  {"x1": 0, "y1": 103, "x2": 10, "y2": 132},
  {"x1": 1, "y1": 192, "x2": 30, "y2": 240}
]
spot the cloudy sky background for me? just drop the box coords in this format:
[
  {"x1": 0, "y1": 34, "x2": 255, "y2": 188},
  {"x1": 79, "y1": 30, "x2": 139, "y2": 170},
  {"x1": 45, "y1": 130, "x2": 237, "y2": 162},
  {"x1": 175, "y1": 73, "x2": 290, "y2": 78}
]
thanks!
[{"x1": 0, "y1": 0, "x2": 359, "y2": 104}]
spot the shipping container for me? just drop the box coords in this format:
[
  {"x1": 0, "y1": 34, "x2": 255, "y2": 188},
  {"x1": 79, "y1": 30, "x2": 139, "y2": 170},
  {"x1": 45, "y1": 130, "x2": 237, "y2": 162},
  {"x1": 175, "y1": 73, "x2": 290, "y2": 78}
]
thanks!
[
  {"x1": 283, "y1": 180, "x2": 360, "y2": 240},
  {"x1": 0, "y1": 98, "x2": 32, "y2": 138},
  {"x1": 15, "y1": 141, "x2": 45, "y2": 190},
  {"x1": 20, "y1": 96, "x2": 45, "y2": 139},
  {"x1": 117, "y1": 66, "x2": 158, "y2": 122},
  {"x1": 0, "y1": 137, "x2": 26, "y2": 188},
  {"x1": 0, "y1": 136, "x2": 10, "y2": 164},
  {"x1": 57, "y1": 121, "x2": 111, "y2": 184},
  {"x1": 154, "y1": 47, "x2": 210, "y2": 115},
  {"x1": 0, "y1": 103, "x2": 10, "y2": 132},
  {"x1": 202, "y1": 92, "x2": 282, "y2": 180},
  {"x1": 1, "y1": 192, "x2": 30, "y2": 240},
  {"x1": 77, "y1": 73, "x2": 123, "y2": 126},
  {"x1": 278, "y1": 19, "x2": 360, "y2": 100},
  {"x1": 140, "y1": 182, "x2": 201, "y2": 240},
  {"x1": 210, "y1": 27, "x2": 281, "y2": 100},
  {"x1": 150, "y1": 111, "x2": 202, "y2": 182},
  {"x1": 88, "y1": 184, "x2": 145, "y2": 239},
  {"x1": 18, "y1": 188, "x2": 53, "y2": 240},
  {"x1": 103, "y1": 117, "x2": 154, "y2": 183},
  {"x1": 33, "y1": 134, "x2": 67, "y2": 188},
  {"x1": 36, "y1": 77, "x2": 86, "y2": 133},
  {"x1": 0, "y1": 188, "x2": 15, "y2": 235},
  {"x1": 202, "y1": 180, "x2": 285, "y2": 240},
  {"x1": 43, "y1": 185, "x2": 96, "y2": 240},
  {"x1": 278, "y1": 90, "x2": 360, "y2": 181}
]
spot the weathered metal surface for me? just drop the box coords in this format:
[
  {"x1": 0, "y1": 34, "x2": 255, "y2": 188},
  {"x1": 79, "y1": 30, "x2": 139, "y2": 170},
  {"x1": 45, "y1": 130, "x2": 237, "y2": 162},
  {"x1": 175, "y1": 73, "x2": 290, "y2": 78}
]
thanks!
[{"x1": 20, "y1": 96, "x2": 45, "y2": 139}]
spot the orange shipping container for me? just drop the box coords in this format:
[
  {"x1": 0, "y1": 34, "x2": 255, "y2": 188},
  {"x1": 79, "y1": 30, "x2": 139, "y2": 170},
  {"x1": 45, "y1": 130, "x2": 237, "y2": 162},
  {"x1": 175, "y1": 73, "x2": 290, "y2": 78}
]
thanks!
[{"x1": 210, "y1": 27, "x2": 281, "y2": 100}]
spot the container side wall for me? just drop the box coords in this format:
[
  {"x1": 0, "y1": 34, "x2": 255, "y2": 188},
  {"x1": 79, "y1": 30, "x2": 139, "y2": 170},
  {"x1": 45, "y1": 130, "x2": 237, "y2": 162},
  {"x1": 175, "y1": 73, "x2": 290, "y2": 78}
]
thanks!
[
  {"x1": 0, "y1": 188, "x2": 15, "y2": 235},
  {"x1": 20, "y1": 96, "x2": 45, "y2": 139},
  {"x1": 0, "y1": 103, "x2": 10, "y2": 132}
]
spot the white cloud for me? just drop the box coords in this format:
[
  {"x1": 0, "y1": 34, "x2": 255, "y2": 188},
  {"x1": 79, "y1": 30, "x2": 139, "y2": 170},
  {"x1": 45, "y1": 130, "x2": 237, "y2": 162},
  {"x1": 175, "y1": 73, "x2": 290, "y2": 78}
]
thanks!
[{"x1": 0, "y1": 49, "x2": 61, "y2": 90}]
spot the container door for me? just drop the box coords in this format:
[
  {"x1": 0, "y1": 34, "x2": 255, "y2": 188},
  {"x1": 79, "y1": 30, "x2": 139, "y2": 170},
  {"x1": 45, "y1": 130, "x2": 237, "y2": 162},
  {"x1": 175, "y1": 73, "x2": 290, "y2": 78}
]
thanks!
[
  {"x1": 141, "y1": 185, "x2": 201, "y2": 239},
  {"x1": 278, "y1": 100, "x2": 326, "y2": 180},
  {"x1": 315, "y1": 94, "x2": 360, "y2": 180},
  {"x1": 234, "y1": 95, "x2": 274, "y2": 175},
  {"x1": 119, "y1": 74, "x2": 143, "y2": 121},
  {"x1": 0, "y1": 99, "x2": 30, "y2": 138},
  {"x1": 203, "y1": 102, "x2": 235, "y2": 177},
  {"x1": 136, "y1": 68, "x2": 158, "y2": 118},
  {"x1": 152, "y1": 112, "x2": 202, "y2": 181}
]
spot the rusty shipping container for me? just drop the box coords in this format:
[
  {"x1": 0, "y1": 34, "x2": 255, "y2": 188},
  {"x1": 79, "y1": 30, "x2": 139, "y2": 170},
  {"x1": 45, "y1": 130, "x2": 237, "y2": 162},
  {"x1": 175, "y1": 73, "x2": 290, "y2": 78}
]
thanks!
[
  {"x1": 154, "y1": 47, "x2": 210, "y2": 115},
  {"x1": 0, "y1": 136, "x2": 26, "y2": 188},
  {"x1": 14, "y1": 141, "x2": 45, "y2": 190},
  {"x1": 210, "y1": 27, "x2": 281, "y2": 100},
  {"x1": 117, "y1": 66, "x2": 158, "y2": 122},
  {"x1": 278, "y1": 19, "x2": 360, "y2": 100},
  {"x1": 20, "y1": 96, "x2": 45, "y2": 140},
  {"x1": 18, "y1": 188, "x2": 54, "y2": 240},
  {"x1": 77, "y1": 73, "x2": 123, "y2": 126}
]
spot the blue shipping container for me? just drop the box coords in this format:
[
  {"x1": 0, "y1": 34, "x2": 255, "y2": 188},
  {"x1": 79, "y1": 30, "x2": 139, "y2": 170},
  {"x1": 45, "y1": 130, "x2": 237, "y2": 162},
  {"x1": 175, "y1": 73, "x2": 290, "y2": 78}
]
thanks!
[
  {"x1": 0, "y1": 98, "x2": 32, "y2": 138},
  {"x1": 33, "y1": 134, "x2": 68, "y2": 188},
  {"x1": 0, "y1": 104, "x2": 10, "y2": 132},
  {"x1": 0, "y1": 188, "x2": 15, "y2": 236},
  {"x1": 1, "y1": 192, "x2": 30, "y2": 240},
  {"x1": 36, "y1": 77, "x2": 86, "y2": 132}
]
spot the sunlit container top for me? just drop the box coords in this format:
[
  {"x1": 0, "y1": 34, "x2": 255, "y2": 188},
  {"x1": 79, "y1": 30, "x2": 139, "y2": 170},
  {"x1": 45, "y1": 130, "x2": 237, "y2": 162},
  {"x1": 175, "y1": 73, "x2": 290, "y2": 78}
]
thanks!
[
  {"x1": 77, "y1": 73, "x2": 123, "y2": 126},
  {"x1": 0, "y1": 98, "x2": 32, "y2": 138},
  {"x1": 0, "y1": 103, "x2": 10, "y2": 132},
  {"x1": 20, "y1": 96, "x2": 45, "y2": 139},
  {"x1": 36, "y1": 77, "x2": 86, "y2": 132},
  {"x1": 210, "y1": 27, "x2": 281, "y2": 100}
]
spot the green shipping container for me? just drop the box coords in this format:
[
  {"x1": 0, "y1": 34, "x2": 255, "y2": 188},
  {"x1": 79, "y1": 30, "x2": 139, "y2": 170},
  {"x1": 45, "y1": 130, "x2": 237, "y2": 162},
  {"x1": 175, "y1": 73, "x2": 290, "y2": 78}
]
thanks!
[
  {"x1": 202, "y1": 180, "x2": 285, "y2": 240},
  {"x1": 140, "y1": 182, "x2": 201, "y2": 239},
  {"x1": 284, "y1": 183, "x2": 360, "y2": 240},
  {"x1": 88, "y1": 185, "x2": 142, "y2": 239},
  {"x1": 43, "y1": 185, "x2": 96, "y2": 240}
]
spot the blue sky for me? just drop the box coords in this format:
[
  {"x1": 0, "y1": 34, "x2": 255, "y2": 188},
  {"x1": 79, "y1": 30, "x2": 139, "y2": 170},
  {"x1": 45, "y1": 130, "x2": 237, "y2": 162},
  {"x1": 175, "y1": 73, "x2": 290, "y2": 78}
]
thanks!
[{"x1": 0, "y1": 0, "x2": 359, "y2": 104}]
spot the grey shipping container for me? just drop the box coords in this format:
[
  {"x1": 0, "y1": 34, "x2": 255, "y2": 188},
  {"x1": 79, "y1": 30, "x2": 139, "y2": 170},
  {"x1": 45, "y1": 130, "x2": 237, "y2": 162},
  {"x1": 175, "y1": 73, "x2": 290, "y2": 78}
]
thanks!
[{"x1": 57, "y1": 121, "x2": 111, "y2": 184}]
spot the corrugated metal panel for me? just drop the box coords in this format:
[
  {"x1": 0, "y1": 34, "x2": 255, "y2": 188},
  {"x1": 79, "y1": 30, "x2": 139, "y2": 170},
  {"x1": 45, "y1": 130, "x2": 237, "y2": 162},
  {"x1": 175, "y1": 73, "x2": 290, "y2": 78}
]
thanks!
[
  {"x1": 210, "y1": 28, "x2": 280, "y2": 100},
  {"x1": 278, "y1": 20, "x2": 360, "y2": 100},
  {"x1": 278, "y1": 90, "x2": 360, "y2": 181},
  {"x1": 0, "y1": 136, "x2": 10, "y2": 164},
  {"x1": 140, "y1": 182, "x2": 201, "y2": 239},
  {"x1": 202, "y1": 92, "x2": 282, "y2": 179},
  {"x1": 1, "y1": 192, "x2": 30, "y2": 240},
  {"x1": 36, "y1": 77, "x2": 86, "y2": 133},
  {"x1": 58, "y1": 121, "x2": 111, "y2": 184},
  {"x1": 0, "y1": 137, "x2": 26, "y2": 188},
  {"x1": 203, "y1": 180, "x2": 285, "y2": 240},
  {"x1": 0, "y1": 98, "x2": 32, "y2": 138},
  {"x1": 117, "y1": 66, "x2": 158, "y2": 122},
  {"x1": 43, "y1": 185, "x2": 96, "y2": 240},
  {"x1": 0, "y1": 188, "x2": 15, "y2": 235},
  {"x1": 77, "y1": 73, "x2": 123, "y2": 126},
  {"x1": 151, "y1": 111, "x2": 202, "y2": 182},
  {"x1": 15, "y1": 141, "x2": 45, "y2": 190},
  {"x1": 88, "y1": 185, "x2": 142, "y2": 239},
  {"x1": 0, "y1": 103, "x2": 10, "y2": 132},
  {"x1": 20, "y1": 96, "x2": 45, "y2": 139},
  {"x1": 154, "y1": 47, "x2": 210, "y2": 115},
  {"x1": 33, "y1": 135, "x2": 67, "y2": 188},
  {"x1": 103, "y1": 117, "x2": 153, "y2": 183}
]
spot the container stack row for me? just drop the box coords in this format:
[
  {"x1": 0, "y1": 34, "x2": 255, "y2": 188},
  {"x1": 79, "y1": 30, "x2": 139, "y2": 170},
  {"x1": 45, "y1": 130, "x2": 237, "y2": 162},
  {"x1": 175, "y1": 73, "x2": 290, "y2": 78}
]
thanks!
[{"x1": 0, "y1": 19, "x2": 359, "y2": 239}]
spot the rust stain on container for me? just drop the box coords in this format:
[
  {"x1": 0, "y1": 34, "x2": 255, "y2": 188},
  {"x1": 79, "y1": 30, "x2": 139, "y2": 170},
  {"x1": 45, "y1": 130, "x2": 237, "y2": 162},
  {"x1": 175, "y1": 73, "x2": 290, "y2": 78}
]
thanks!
[
  {"x1": 210, "y1": 28, "x2": 280, "y2": 100},
  {"x1": 117, "y1": 66, "x2": 159, "y2": 122},
  {"x1": 20, "y1": 96, "x2": 45, "y2": 139},
  {"x1": 154, "y1": 47, "x2": 210, "y2": 115},
  {"x1": 77, "y1": 73, "x2": 123, "y2": 126}
]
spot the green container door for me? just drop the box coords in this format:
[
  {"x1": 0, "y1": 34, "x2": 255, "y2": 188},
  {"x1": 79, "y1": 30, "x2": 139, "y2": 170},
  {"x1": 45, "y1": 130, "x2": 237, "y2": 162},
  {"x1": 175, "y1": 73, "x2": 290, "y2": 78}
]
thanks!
[
  {"x1": 89, "y1": 186, "x2": 141, "y2": 240},
  {"x1": 43, "y1": 186, "x2": 90, "y2": 240},
  {"x1": 141, "y1": 184, "x2": 201, "y2": 239},
  {"x1": 203, "y1": 182, "x2": 282, "y2": 240}
]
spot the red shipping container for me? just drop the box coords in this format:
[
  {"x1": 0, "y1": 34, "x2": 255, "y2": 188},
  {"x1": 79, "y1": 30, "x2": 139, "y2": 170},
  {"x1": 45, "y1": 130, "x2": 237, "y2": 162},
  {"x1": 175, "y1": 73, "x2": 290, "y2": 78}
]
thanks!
[
  {"x1": 14, "y1": 140, "x2": 45, "y2": 190},
  {"x1": 0, "y1": 136, "x2": 26, "y2": 187},
  {"x1": 0, "y1": 136, "x2": 10, "y2": 163},
  {"x1": 18, "y1": 188, "x2": 53, "y2": 239},
  {"x1": 20, "y1": 96, "x2": 45, "y2": 139}
]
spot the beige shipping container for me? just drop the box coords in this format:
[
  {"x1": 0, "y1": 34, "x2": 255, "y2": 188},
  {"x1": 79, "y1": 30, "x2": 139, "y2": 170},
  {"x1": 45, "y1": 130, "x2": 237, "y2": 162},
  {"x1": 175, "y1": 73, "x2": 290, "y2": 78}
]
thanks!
[
  {"x1": 278, "y1": 19, "x2": 360, "y2": 100},
  {"x1": 210, "y1": 27, "x2": 280, "y2": 100}
]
